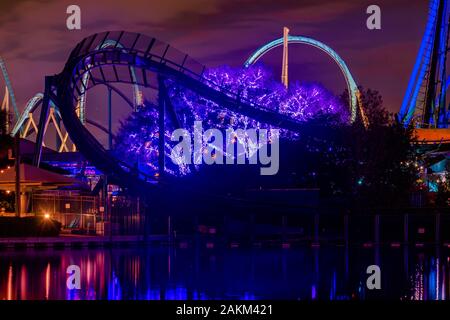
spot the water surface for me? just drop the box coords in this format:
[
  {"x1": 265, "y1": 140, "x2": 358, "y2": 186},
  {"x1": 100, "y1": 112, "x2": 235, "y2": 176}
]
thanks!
[{"x1": 0, "y1": 246, "x2": 448, "y2": 300}]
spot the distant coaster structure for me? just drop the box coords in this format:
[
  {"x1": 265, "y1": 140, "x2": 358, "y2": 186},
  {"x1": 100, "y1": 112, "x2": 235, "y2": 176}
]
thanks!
[
  {"x1": 399, "y1": 0, "x2": 450, "y2": 128},
  {"x1": 1, "y1": 31, "x2": 364, "y2": 192},
  {"x1": 244, "y1": 32, "x2": 362, "y2": 124}
]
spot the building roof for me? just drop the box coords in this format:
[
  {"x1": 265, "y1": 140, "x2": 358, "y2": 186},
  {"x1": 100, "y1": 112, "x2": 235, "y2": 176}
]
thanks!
[{"x1": 0, "y1": 163, "x2": 83, "y2": 191}]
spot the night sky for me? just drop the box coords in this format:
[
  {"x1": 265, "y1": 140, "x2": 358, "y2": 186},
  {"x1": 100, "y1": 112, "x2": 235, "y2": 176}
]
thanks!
[{"x1": 0, "y1": 0, "x2": 429, "y2": 115}]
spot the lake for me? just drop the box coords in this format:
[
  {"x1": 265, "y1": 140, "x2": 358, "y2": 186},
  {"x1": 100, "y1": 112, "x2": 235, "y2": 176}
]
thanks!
[{"x1": 0, "y1": 246, "x2": 448, "y2": 300}]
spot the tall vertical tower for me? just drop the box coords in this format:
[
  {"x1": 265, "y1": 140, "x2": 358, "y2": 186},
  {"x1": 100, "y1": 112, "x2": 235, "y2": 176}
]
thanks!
[
  {"x1": 281, "y1": 27, "x2": 289, "y2": 89},
  {"x1": 399, "y1": 0, "x2": 450, "y2": 128}
]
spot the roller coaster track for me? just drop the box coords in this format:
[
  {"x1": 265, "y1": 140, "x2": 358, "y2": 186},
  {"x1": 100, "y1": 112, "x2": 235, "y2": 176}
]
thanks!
[
  {"x1": 0, "y1": 56, "x2": 20, "y2": 132},
  {"x1": 10, "y1": 82, "x2": 130, "y2": 152},
  {"x1": 9, "y1": 31, "x2": 363, "y2": 153},
  {"x1": 6, "y1": 41, "x2": 139, "y2": 150},
  {"x1": 29, "y1": 31, "x2": 353, "y2": 193},
  {"x1": 245, "y1": 35, "x2": 362, "y2": 124},
  {"x1": 399, "y1": 0, "x2": 449, "y2": 127}
]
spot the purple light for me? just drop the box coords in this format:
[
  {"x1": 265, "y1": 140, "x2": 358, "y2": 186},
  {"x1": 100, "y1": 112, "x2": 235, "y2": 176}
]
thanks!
[{"x1": 115, "y1": 64, "x2": 348, "y2": 176}]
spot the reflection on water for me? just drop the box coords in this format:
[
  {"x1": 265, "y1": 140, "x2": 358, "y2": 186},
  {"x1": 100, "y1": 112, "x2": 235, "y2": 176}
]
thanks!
[{"x1": 0, "y1": 246, "x2": 449, "y2": 300}]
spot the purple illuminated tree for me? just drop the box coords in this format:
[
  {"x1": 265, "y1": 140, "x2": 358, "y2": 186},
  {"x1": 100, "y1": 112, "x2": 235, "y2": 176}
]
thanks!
[
  {"x1": 115, "y1": 64, "x2": 349, "y2": 176},
  {"x1": 169, "y1": 64, "x2": 348, "y2": 129}
]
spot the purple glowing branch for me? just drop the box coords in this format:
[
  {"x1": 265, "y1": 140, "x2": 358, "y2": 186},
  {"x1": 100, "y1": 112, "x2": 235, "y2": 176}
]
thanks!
[{"x1": 115, "y1": 64, "x2": 348, "y2": 176}]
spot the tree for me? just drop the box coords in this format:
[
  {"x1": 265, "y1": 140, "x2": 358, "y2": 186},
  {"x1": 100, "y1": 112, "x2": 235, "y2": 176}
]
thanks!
[
  {"x1": 115, "y1": 64, "x2": 349, "y2": 177},
  {"x1": 115, "y1": 72, "x2": 419, "y2": 209},
  {"x1": 340, "y1": 86, "x2": 389, "y2": 127},
  {"x1": 336, "y1": 87, "x2": 418, "y2": 207}
]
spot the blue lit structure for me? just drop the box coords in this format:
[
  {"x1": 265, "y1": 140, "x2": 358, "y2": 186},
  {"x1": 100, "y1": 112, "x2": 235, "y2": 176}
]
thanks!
[
  {"x1": 14, "y1": 30, "x2": 355, "y2": 194},
  {"x1": 11, "y1": 39, "x2": 141, "y2": 150},
  {"x1": 10, "y1": 92, "x2": 113, "y2": 139},
  {"x1": 11, "y1": 93, "x2": 53, "y2": 136},
  {"x1": 0, "y1": 56, "x2": 20, "y2": 122},
  {"x1": 79, "y1": 39, "x2": 143, "y2": 124},
  {"x1": 114, "y1": 65, "x2": 348, "y2": 177},
  {"x1": 245, "y1": 35, "x2": 360, "y2": 123},
  {"x1": 31, "y1": 31, "x2": 325, "y2": 193},
  {"x1": 399, "y1": 0, "x2": 450, "y2": 127}
]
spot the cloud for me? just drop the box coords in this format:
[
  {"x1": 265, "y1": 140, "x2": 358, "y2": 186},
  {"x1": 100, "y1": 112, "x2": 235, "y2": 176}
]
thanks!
[{"x1": 0, "y1": 0, "x2": 430, "y2": 116}]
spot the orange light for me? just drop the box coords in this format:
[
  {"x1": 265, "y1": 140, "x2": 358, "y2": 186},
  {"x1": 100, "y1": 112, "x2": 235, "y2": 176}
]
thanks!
[{"x1": 44, "y1": 213, "x2": 50, "y2": 219}]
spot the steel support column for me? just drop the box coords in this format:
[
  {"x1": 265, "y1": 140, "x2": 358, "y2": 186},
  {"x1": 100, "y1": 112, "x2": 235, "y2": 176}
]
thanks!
[
  {"x1": 423, "y1": 0, "x2": 445, "y2": 126},
  {"x1": 33, "y1": 76, "x2": 53, "y2": 167},
  {"x1": 14, "y1": 133, "x2": 20, "y2": 217},
  {"x1": 108, "y1": 87, "x2": 113, "y2": 150},
  {"x1": 158, "y1": 76, "x2": 166, "y2": 177}
]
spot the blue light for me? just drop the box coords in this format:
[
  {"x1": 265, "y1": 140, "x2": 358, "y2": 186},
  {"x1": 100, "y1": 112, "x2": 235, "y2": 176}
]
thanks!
[
  {"x1": 244, "y1": 35, "x2": 360, "y2": 123},
  {"x1": 0, "y1": 57, "x2": 20, "y2": 121},
  {"x1": 399, "y1": 0, "x2": 443, "y2": 126}
]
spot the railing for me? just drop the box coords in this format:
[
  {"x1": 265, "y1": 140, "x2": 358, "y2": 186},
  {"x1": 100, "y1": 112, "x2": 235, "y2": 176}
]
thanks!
[
  {"x1": 65, "y1": 31, "x2": 302, "y2": 126},
  {"x1": 166, "y1": 208, "x2": 450, "y2": 247},
  {"x1": 31, "y1": 192, "x2": 99, "y2": 234}
]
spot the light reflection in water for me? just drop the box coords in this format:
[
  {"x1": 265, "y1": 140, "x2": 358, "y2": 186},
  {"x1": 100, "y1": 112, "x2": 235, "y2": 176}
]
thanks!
[
  {"x1": 7, "y1": 265, "x2": 12, "y2": 300},
  {"x1": 412, "y1": 257, "x2": 424, "y2": 300},
  {"x1": 20, "y1": 265, "x2": 27, "y2": 300},
  {"x1": 45, "y1": 263, "x2": 50, "y2": 300},
  {"x1": 0, "y1": 247, "x2": 449, "y2": 300}
]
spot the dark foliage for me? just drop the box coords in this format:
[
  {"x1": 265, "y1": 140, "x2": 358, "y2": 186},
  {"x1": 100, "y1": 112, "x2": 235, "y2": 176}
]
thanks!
[{"x1": 115, "y1": 86, "x2": 418, "y2": 209}]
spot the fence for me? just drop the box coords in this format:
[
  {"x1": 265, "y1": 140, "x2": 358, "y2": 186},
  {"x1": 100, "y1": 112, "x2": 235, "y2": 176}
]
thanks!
[{"x1": 31, "y1": 191, "x2": 99, "y2": 234}]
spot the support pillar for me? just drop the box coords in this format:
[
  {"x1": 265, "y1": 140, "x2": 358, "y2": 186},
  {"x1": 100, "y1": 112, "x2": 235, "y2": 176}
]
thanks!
[
  {"x1": 403, "y1": 245, "x2": 409, "y2": 285},
  {"x1": 168, "y1": 215, "x2": 172, "y2": 246},
  {"x1": 374, "y1": 214, "x2": 380, "y2": 245},
  {"x1": 282, "y1": 215, "x2": 287, "y2": 243},
  {"x1": 158, "y1": 76, "x2": 166, "y2": 177},
  {"x1": 344, "y1": 214, "x2": 349, "y2": 247},
  {"x1": 33, "y1": 76, "x2": 52, "y2": 167},
  {"x1": 107, "y1": 87, "x2": 112, "y2": 150},
  {"x1": 404, "y1": 214, "x2": 409, "y2": 245},
  {"x1": 20, "y1": 193, "x2": 27, "y2": 217},
  {"x1": 314, "y1": 213, "x2": 320, "y2": 244},
  {"x1": 250, "y1": 213, "x2": 255, "y2": 244},
  {"x1": 435, "y1": 212, "x2": 441, "y2": 245},
  {"x1": 54, "y1": 112, "x2": 62, "y2": 151},
  {"x1": 374, "y1": 214, "x2": 380, "y2": 265},
  {"x1": 281, "y1": 27, "x2": 289, "y2": 88},
  {"x1": 103, "y1": 175, "x2": 111, "y2": 241},
  {"x1": 14, "y1": 133, "x2": 20, "y2": 217},
  {"x1": 423, "y1": 0, "x2": 445, "y2": 126}
]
